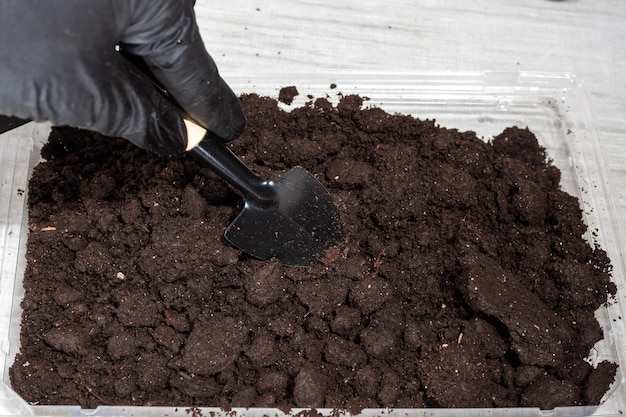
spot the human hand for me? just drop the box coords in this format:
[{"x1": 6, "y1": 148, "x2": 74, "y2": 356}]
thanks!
[{"x1": 0, "y1": 0, "x2": 245, "y2": 155}]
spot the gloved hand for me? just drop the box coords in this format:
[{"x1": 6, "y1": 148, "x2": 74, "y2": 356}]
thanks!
[{"x1": 0, "y1": 0, "x2": 245, "y2": 155}]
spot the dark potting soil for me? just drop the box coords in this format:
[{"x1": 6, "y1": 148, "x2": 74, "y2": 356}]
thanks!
[{"x1": 10, "y1": 88, "x2": 618, "y2": 412}]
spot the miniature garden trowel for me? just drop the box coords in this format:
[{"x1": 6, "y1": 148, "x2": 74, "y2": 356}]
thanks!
[
  {"x1": 185, "y1": 120, "x2": 344, "y2": 266},
  {"x1": 120, "y1": 52, "x2": 343, "y2": 266}
]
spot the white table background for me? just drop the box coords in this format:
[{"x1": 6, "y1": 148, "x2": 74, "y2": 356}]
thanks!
[{"x1": 195, "y1": 0, "x2": 626, "y2": 239}]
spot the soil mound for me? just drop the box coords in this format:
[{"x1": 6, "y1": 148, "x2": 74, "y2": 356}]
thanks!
[{"x1": 11, "y1": 91, "x2": 617, "y2": 411}]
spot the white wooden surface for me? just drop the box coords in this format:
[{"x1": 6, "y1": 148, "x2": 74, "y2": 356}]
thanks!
[{"x1": 195, "y1": 0, "x2": 626, "y2": 238}]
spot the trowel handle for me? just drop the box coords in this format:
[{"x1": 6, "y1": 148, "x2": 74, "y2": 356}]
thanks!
[
  {"x1": 0, "y1": 115, "x2": 30, "y2": 134},
  {"x1": 188, "y1": 123, "x2": 277, "y2": 206}
]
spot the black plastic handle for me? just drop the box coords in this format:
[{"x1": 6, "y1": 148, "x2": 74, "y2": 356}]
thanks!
[
  {"x1": 0, "y1": 115, "x2": 30, "y2": 134},
  {"x1": 191, "y1": 131, "x2": 278, "y2": 207}
]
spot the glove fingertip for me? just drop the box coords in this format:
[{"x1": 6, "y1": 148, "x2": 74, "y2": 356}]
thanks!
[{"x1": 218, "y1": 110, "x2": 246, "y2": 143}]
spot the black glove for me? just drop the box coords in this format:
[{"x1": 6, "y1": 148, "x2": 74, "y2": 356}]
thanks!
[{"x1": 0, "y1": 0, "x2": 245, "y2": 155}]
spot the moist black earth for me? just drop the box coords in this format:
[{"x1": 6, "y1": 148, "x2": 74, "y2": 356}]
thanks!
[{"x1": 10, "y1": 87, "x2": 617, "y2": 412}]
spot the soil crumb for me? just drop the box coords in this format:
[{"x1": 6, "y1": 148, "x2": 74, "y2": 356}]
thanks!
[
  {"x1": 278, "y1": 86, "x2": 299, "y2": 105},
  {"x1": 11, "y1": 91, "x2": 617, "y2": 411}
]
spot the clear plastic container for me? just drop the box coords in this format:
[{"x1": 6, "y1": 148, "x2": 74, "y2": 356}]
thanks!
[{"x1": 1, "y1": 72, "x2": 625, "y2": 416}]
